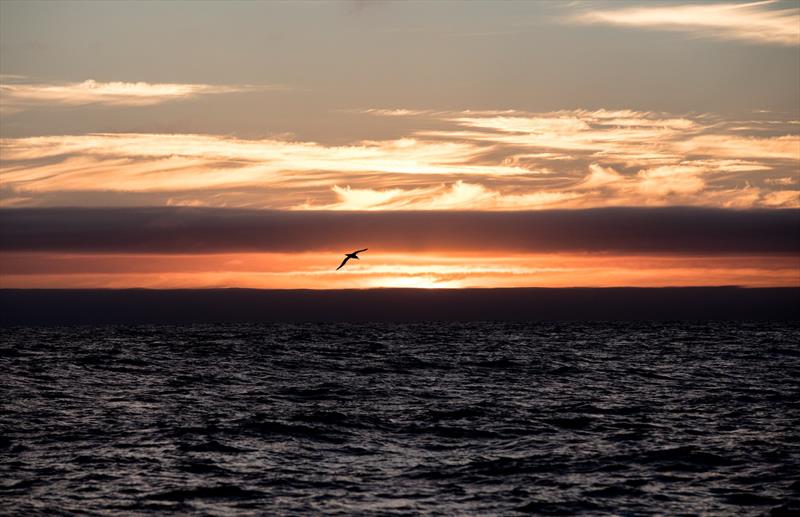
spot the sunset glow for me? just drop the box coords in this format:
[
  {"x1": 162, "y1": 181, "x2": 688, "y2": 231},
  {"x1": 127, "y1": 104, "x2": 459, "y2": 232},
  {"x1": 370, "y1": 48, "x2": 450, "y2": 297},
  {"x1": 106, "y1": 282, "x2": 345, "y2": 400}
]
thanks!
[
  {"x1": 2, "y1": 4, "x2": 799, "y2": 516},
  {"x1": 1, "y1": 0, "x2": 798, "y2": 289},
  {"x1": 2, "y1": 252, "x2": 797, "y2": 289},
  {"x1": 2, "y1": 109, "x2": 797, "y2": 210}
]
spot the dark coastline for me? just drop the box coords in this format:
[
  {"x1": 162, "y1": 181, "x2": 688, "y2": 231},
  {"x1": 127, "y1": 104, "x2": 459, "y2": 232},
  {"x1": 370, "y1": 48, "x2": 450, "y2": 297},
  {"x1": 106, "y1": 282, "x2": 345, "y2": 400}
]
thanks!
[{"x1": 1, "y1": 287, "x2": 798, "y2": 324}]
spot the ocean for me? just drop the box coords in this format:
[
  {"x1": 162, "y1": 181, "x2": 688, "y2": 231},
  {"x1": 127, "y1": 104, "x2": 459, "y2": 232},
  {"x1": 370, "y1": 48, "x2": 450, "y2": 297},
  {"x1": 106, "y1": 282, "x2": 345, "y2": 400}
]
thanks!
[{"x1": 1, "y1": 322, "x2": 798, "y2": 515}]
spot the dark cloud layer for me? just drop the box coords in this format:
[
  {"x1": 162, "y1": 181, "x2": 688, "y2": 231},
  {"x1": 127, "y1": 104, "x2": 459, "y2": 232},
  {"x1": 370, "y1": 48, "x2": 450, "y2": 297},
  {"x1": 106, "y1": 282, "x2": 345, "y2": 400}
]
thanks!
[
  {"x1": 1, "y1": 288, "x2": 798, "y2": 324},
  {"x1": 1, "y1": 207, "x2": 798, "y2": 254}
]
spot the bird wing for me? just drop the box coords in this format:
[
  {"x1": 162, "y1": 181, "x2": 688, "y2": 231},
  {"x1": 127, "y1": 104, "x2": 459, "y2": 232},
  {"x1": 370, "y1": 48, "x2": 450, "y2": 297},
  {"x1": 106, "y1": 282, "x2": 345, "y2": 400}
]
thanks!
[
  {"x1": 336, "y1": 256, "x2": 351, "y2": 270},
  {"x1": 354, "y1": 248, "x2": 368, "y2": 254}
]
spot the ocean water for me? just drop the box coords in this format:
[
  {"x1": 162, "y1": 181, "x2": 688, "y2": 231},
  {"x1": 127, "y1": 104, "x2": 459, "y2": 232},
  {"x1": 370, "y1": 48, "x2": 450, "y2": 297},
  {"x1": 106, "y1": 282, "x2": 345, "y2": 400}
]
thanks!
[{"x1": 1, "y1": 322, "x2": 798, "y2": 516}]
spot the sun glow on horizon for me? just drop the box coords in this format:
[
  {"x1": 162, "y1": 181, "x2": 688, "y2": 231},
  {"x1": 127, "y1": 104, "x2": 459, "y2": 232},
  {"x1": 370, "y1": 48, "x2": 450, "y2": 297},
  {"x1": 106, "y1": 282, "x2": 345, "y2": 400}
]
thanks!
[
  {"x1": 1, "y1": 251, "x2": 797, "y2": 289},
  {"x1": 1, "y1": 1, "x2": 798, "y2": 291}
]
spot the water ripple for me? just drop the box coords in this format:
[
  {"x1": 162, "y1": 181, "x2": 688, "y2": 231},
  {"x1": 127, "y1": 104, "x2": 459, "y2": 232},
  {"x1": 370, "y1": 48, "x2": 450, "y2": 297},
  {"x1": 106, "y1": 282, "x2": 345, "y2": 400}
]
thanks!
[{"x1": 1, "y1": 322, "x2": 798, "y2": 515}]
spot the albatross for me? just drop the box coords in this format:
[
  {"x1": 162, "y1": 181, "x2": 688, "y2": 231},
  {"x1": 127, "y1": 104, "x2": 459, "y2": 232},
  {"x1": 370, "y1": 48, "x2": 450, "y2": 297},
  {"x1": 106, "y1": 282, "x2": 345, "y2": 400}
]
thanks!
[{"x1": 336, "y1": 248, "x2": 368, "y2": 270}]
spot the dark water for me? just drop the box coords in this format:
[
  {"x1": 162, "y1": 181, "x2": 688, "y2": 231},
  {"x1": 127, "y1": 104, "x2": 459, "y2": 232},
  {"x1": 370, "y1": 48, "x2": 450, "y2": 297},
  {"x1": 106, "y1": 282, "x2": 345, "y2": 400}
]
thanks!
[{"x1": 1, "y1": 322, "x2": 799, "y2": 516}]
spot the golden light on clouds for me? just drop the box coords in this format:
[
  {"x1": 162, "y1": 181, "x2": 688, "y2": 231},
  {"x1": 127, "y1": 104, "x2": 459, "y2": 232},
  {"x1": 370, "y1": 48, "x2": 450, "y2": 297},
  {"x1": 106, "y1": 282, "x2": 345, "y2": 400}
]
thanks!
[
  {"x1": 305, "y1": 182, "x2": 581, "y2": 211},
  {"x1": 1, "y1": 3, "x2": 797, "y2": 294},
  {"x1": 0, "y1": 79, "x2": 278, "y2": 110},
  {"x1": 571, "y1": 0, "x2": 800, "y2": 46},
  {"x1": 2, "y1": 109, "x2": 797, "y2": 210}
]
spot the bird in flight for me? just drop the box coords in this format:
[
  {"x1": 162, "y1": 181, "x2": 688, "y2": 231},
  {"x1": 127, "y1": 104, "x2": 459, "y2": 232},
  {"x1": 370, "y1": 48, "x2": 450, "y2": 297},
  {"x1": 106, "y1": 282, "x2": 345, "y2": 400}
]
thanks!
[{"x1": 336, "y1": 248, "x2": 368, "y2": 270}]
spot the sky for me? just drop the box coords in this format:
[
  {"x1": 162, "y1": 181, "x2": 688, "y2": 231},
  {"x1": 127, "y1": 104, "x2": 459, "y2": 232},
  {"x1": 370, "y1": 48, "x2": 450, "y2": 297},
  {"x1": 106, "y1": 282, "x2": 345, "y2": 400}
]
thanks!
[{"x1": 1, "y1": 0, "x2": 798, "y2": 289}]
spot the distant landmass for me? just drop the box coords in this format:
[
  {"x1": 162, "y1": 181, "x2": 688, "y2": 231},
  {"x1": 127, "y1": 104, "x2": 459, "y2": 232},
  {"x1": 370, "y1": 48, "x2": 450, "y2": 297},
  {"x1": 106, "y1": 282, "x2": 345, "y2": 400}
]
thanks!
[{"x1": 1, "y1": 287, "x2": 797, "y2": 324}]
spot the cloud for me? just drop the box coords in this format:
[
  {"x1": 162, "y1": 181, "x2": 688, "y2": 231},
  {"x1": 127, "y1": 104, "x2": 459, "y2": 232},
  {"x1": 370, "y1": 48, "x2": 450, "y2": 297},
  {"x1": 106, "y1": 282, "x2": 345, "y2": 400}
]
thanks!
[
  {"x1": 360, "y1": 108, "x2": 433, "y2": 117},
  {"x1": 570, "y1": 1, "x2": 800, "y2": 46},
  {"x1": 576, "y1": 163, "x2": 706, "y2": 199},
  {"x1": 0, "y1": 79, "x2": 278, "y2": 109},
  {"x1": 678, "y1": 134, "x2": 800, "y2": 160},
  {"x1": 1, "y1": 207, "x2": 797, "y2": 254},
  {"x1": 762, "y1": 190, "x2": 800, "y2": 206},
  {"x1": 1, "y1": 109, "x2": 797, "y2": 210},
  {"x1": 0, "y1": 133, "x2": 523, "y2": 178},
  {"x1": 766, "y1": 177, "x2": 797, "y2": 186},
  {"x1": 300, "y1": 182, "x2": 580, "y2": 210},
  {"x1": 419, "y1": 110, "x2": 710, "y2": 170}
]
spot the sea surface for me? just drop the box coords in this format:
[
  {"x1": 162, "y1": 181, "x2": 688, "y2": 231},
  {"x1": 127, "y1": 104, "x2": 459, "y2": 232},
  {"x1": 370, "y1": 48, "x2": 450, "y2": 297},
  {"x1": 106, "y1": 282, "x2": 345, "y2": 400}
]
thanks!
[{"x1": 1, "y1": 322, "x2": 799, "y2": 515}]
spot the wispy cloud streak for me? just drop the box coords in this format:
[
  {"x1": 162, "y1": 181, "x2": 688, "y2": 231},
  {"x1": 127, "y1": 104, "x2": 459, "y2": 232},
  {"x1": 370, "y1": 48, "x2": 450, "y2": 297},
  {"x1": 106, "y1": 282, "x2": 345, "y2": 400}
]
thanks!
[
  {"x1": 570, "y1": 1, "x2": 800, "y2": 46},
  {"x1": 0, "y1": 79, "x2": 277, "y2": 110}
]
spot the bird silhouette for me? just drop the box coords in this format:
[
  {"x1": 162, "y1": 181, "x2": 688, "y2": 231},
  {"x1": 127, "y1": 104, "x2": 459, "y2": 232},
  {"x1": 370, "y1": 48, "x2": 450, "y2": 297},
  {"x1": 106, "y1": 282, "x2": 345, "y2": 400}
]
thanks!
[{"x1": 336, "y1": 248, "x2": 368, "y2": 270}]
